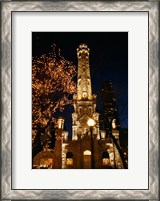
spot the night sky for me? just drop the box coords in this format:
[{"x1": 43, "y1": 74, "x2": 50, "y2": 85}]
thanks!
[{"x1": 32, "y1": 32, "x2": 128, "y2": 137}]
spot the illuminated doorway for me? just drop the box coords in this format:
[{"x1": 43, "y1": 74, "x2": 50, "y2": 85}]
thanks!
[{"x1": 83, "y1": 150, "x2": 91, "y2": 169}]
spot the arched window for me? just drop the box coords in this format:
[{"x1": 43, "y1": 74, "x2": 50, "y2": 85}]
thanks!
[
  {"x1": 102, "y1": 152, "x2": 109, "y2": 158},
  {"x1": 82, "y1": 91, "x2": 87, "y2": 99},
  {"x1": 66, "y1": 152, "x2": 73, "y2": 166},
  {"x1": 101, "y1": 131, "x2": 106, "y2": 139},
  {"x1": 88, "y1": 107, "x2": 92, "y2": 115},
  {"x1": 79, "y1": 107, "x2": 82, "y2": 115},
  {"x1": 102, "y1": 152, "x2": 110, "y2": 166},
  {"x1": 83, "y1": 150, "x2": 91, "y2": 169},
  {"x1": 66, "y1": 151, "x2": 73, "y2": 158},
  {"x1": 87, "y1": 79, "x2": 90, "y2": 85},
  {"x1": 84, "y1": 150, "x2": 91, "y2": 155},
  {"x1": 112, "y1": 119, "x2": 116, "y2": 129}
]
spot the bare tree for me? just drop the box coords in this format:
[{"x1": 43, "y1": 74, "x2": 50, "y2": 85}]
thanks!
[{"x1": 32, "y1": 44, "x2": 76, "y2": 159}]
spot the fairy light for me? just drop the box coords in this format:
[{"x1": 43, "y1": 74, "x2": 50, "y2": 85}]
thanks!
[{"x1": 32, "y1": 44, "x2": 77, "y2": 139}]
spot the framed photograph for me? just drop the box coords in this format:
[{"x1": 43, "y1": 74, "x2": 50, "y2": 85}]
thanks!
[
  {"x1": 32, "y1": 31, "x2": 128, "y2": 171},
  {"x1": 1, "y1": 1, "x2": 159, "y2": 200}
]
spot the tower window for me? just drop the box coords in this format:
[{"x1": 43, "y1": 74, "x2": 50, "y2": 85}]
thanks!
[
  {"x1": 79, "y1": 107, "x2": 82, "y2": 115},
  {"x1": 78, "y1": 79, "x2": 81, "y2": 85},
  {"x1": 87, "y1": 79, "x2": 90, "y2": 85},
  {"x1": 82, "y1": 91, "x2": 87, "y2": 99}
]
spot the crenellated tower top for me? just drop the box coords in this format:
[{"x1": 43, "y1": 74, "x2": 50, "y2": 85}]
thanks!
[{"x1": 77, "y1": 43, "x2": 90, "y2": 58}]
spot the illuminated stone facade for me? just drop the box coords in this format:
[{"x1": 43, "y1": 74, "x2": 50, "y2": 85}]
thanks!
[
  {"x1": 72, "y1": 44, "x2": 100, "y2": 140},
  {"x1": 33, "y1": 44, "x2": 125, "y2": 169},
  {"x1": 52, "y1": 44, "x2": 124, "y2": 169}
]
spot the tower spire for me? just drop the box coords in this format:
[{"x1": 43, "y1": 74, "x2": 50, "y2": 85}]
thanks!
[
  {"x1": 72, "y1": 44, "x2": 99, "y2": 140},
  {"x1": 77, "y1": 44, "x2": 92, "y2": 100}
]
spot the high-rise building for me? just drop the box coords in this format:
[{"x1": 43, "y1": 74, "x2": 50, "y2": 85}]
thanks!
[
  {"x1": 33, "y1": 44, "x2": 126, "y2": 169},
  {"x1": 99, "y1": 81, "x2": 120, "y2": 138}
]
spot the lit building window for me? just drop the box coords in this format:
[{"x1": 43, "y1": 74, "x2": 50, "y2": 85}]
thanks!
[
  {"x1": 66, "y1": 158, "x2": 73, "y2": 165},
  {"x1": 112, "y1": 119, "x2": 116, "y2": 129},
  {"x1": 82, "y1": 91, "x2": 87, "y2": 99},
  {"x1": 87, "y1": 79, "x2": 90, "y2": 85},
  {"x1": 62, "y1": 131, "x2": 68, "y2": 141},
  {"x1": 103, "y1": 158, "x2": 110, "y2": 166},
  {"x1": 102, "y1": 152, "x2": 110, "y2": 166},
  {"x1": 84, "y1": 150, "x2": 91, "y2": 155},
  {"x1": 57, "y1": 117, "x2": 64, "y2": 129},
  {"x1": 66, "y1": 152, "x2": 73, "y2": 166},
  {"x1": 101, "y1": 131, "x2": 106, "y2": 139}
]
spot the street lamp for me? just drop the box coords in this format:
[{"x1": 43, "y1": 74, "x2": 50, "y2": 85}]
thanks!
[
  {"x1": 87, "y1": 119, "x2": 95, "y2": 127},
  {"x1": 87, "y1": 118, "x2": 95, "y2": 169}
]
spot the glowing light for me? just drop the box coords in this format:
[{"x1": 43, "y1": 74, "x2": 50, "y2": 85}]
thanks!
[
  {"x1": 112, "y1": 119, "x2": 116, "y2": 129},
  {"x1": 32, "y1": 44, "x2": 77, "y2": 143},
  {"x1": 87, "y1": 119, "x2": 95, "y2": 127},
  {"x1": 101, "y1": 131, "x2": 106, "y2": 139},
  {"x1": 57, "y1": 117, "x2": 64, "y2": 129},
  {"x1": 62, "y1": 131, "x2": 68, "y2": 140},
  {"x1": 83, "y1": 150, "x2": 91, "y2": 155}
]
